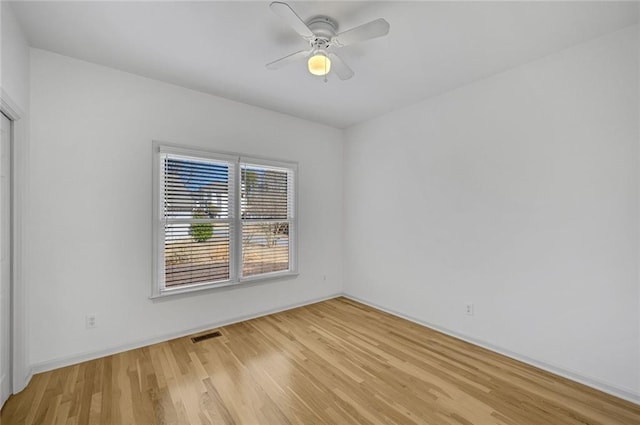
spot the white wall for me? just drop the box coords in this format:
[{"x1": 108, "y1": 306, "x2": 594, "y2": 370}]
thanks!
[
  {"x1": 344, "y1": 26, "x2": 640, "y2": 400},
  {"x1": 1, "y1": 2, "x2": 29, "y2": 108},
  {"x1": 0, "y1": 1, "x2": 30, "y2": 393},
  {"x1": 28, "y1": 49, "x2": 343, "y2": 368}
]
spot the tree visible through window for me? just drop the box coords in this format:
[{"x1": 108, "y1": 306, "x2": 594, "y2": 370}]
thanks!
[{"x1": 153, "y1": 144, "x2": 297, "y2": 296}]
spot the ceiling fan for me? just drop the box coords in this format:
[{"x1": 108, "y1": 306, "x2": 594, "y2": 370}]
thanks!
[{"x1": 266, "y1": 1, "x2": 390, "y2": 80}]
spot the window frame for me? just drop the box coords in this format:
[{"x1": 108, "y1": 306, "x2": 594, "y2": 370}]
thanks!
[{"x1": 152, "y1": 141, "x2": 298, "y2": 298}]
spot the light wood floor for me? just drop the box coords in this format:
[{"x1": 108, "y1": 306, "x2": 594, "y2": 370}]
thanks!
[{"x1": 2, "y1": 297, "x2": 639, "y2": 424}]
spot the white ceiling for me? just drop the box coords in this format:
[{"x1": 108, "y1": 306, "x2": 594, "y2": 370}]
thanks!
[{"x1": 9, "y1": 1, "x2": 639, "y2": 128}]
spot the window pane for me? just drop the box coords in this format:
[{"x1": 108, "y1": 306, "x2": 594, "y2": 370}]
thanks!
[
  {"x1": 155, "y1": 145, "x2": 296, "y2": 295},
  {"x1": 242, "y1": 222, "x2": 289, "y2": 277},
  {"x1": 165, "y1": 223, "x2": 230, "y2": 287},
  {"x1": 241, "y1": 166, "x2": 289, "y2": 220},
  {"x1": 165, "y1": 157, "x2": 230, "y2": 219}
]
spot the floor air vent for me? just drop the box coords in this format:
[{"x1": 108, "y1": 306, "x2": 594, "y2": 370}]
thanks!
[{"x1": 191, "y1": 331, "x2": 222, "y2": 343}]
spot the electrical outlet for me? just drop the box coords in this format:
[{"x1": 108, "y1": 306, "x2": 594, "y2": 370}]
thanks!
[
  {"x1": 85, "y1": 315, "x2": 96, "y2": 329},
  {"x1": 465, "y1": 304, "x2": 474, "y2": 316}
]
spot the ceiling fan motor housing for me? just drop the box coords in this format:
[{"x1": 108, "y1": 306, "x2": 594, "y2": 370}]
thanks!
[{"x1": 307, "y1": 16, "x2": 338, "y2": 47}]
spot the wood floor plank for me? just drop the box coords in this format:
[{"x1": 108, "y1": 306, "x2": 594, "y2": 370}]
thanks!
[{"x1": 2, "y1": 297, "x2": 639, "y2": 424}]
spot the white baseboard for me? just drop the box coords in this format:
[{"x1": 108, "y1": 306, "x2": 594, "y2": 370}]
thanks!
[
  {"x1": 18, "y1": 369, "x2": 33, "y2": 394},
  {"x1": 29, "y1": 293, "x2": 342, "y2": 376},
  {"x1": 342, "y1": 293, "x2": 640, "y2": 406}
]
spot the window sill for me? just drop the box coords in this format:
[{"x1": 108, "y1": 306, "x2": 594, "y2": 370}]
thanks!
[{"x1": 150, "y1": 271, "x2": 299, "y2": 300}]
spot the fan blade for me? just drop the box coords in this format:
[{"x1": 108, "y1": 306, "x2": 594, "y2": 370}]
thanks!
[
  {"x1": 266, "y1": 50, "x2": 310, "y2": 70},
  {"x1": 270, "y1": 2, "x2": 314, "y2": 39},
  {"x1": 327, "y1": 52, "x2": 354, "y2": 80},
  {"x1": 333, "y1": 18, "x2": 390, "y2": 47}
]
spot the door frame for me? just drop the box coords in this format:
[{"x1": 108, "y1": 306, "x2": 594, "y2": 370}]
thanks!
[
  {"x1": 0, "y1": 111, "x2": 13, "y2": 406},
  {"x1": 0, "y1": 88, "x2": 27, "y2": 397}
]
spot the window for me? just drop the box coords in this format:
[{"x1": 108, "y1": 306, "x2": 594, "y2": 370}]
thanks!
[{"x1": 153, "y1": 143, "x2": 297, "y2": 297}]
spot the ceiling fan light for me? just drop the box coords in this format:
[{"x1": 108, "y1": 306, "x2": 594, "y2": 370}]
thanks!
[{"x1": 308, "y1": 53, "x2": 331, "y2": 76}]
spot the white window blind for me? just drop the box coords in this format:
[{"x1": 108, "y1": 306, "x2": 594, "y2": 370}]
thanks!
[
  {"x1": 241, "y1": 162, "x2": 295, "y2": 278},
  {"x1": 161, "y1": 153, "x2": 236, "y2": 288},
  {"x1": 153, "y1": 143, "x2": 297, "y2": 297}
]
